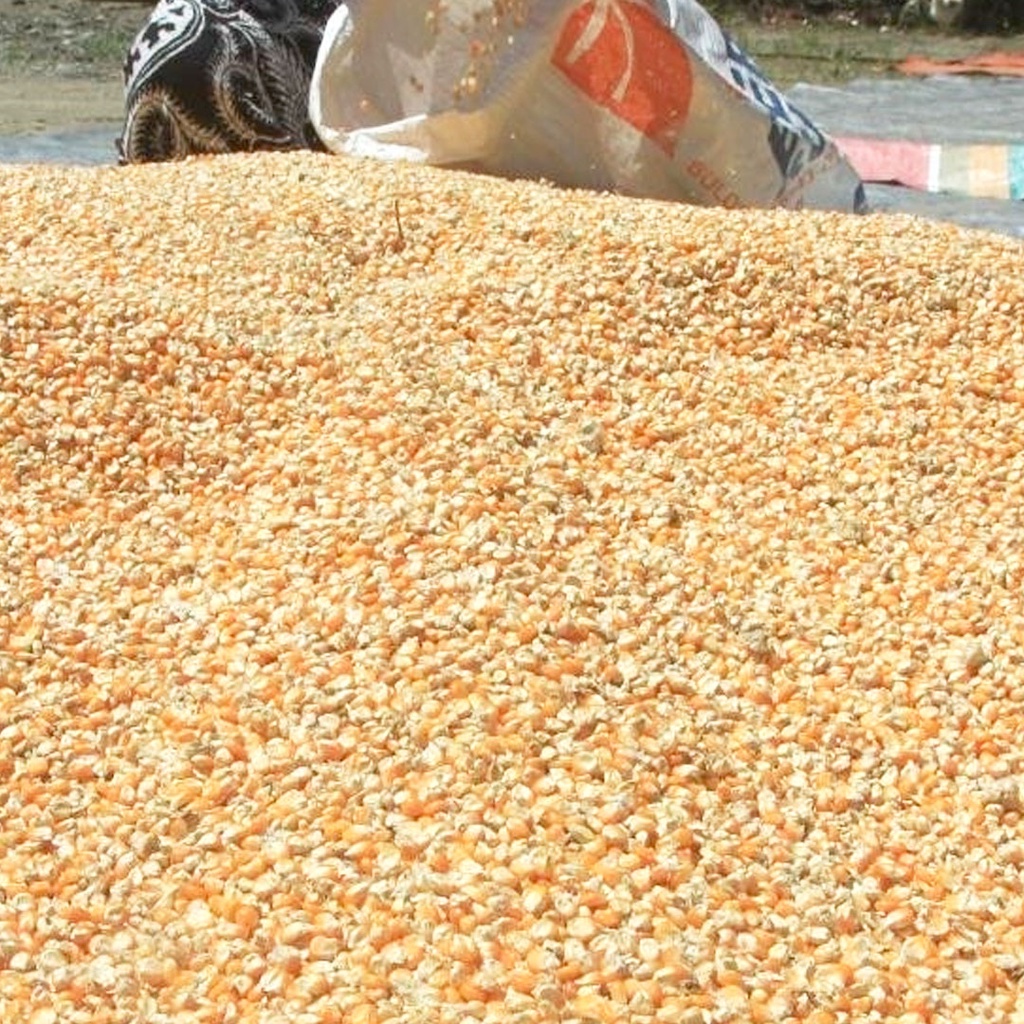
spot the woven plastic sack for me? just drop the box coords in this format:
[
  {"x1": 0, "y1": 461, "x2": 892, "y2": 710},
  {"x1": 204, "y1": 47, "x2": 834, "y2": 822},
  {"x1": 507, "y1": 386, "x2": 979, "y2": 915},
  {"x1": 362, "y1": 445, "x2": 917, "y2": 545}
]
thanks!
[{"x1": 309, "y1": 0, "x2": 867, "y2": 212}]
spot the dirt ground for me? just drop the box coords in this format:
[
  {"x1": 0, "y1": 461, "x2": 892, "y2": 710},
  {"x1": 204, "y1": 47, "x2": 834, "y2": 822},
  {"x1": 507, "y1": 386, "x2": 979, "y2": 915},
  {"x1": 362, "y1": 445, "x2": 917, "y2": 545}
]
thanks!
[
  {"x1": 0, "y1": 0, "x2": 1021, "y2": 136},
  {"x1": 0, "y1": 0, "x2": 144, "y2": 133}
]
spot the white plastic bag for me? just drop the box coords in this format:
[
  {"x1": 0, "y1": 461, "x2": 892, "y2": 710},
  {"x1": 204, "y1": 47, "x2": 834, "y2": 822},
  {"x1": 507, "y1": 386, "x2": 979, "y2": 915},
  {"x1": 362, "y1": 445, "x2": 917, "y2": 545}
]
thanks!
[{"x1": 309, "y1": 0, "x2": 866, "y2": 212}]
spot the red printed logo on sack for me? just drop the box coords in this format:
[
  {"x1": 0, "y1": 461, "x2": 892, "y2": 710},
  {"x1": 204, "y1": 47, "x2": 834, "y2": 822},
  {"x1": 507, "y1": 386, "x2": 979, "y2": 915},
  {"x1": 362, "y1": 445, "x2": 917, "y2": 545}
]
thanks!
[{"x1": 552, "y1": 0, "x2": 693, "y2": 155}]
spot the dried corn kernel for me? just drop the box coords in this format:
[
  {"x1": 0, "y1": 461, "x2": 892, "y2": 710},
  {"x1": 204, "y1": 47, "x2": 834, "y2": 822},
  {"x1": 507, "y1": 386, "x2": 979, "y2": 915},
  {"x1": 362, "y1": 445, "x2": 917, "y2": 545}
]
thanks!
[{"x1": 1, "y1": 150, "x2": 1023, "y2": 1024}]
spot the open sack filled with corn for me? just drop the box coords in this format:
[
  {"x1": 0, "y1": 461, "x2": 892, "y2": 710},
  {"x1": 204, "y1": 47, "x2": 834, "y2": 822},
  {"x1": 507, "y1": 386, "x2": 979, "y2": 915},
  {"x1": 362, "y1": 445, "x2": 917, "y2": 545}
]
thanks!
[{"x1": 3, "y1": 150, "x2": 1024, "y2": 1024}]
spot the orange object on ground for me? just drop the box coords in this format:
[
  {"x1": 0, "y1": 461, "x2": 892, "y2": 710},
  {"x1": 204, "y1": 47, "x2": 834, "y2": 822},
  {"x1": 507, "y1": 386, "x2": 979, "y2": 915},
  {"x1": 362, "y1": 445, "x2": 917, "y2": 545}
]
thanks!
[{"x1": 897, "y1": 52, "x2": 1024, "y2": 77}]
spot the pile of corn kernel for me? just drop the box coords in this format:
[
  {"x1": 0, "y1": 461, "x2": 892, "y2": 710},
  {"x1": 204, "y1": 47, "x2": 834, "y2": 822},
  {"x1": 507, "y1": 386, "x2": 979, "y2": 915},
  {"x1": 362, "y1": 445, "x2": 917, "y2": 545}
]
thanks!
[{"x1": 2, "y1": 151, "x2": 1024, "y2": 1024}]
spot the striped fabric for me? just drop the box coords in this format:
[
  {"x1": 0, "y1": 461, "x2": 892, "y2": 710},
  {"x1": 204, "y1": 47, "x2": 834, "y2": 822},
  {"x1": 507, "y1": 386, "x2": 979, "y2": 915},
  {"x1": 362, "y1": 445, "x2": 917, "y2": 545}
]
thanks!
[{"x1": 836, "y1": 137, "x2": 1024, "y2": 202}]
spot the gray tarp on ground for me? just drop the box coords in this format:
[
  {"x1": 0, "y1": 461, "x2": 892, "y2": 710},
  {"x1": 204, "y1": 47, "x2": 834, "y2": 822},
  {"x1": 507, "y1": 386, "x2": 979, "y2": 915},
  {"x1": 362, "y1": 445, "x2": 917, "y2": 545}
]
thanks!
[
  {"x1": 0, "y1": 126, "x2": 115, "y2": 167},
  {"x1": 1, "y1": 77, "x2": 1022, "y2": 239},
  {"x1": 788, "y1": 76, "x2": 1024, "y2": 144}
]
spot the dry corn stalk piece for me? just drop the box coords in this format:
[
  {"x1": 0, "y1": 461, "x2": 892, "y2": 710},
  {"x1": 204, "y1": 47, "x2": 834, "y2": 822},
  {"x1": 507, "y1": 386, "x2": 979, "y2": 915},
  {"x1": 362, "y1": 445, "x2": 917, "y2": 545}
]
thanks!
[{"x1": 2, "y1": 151, "x2": 1024, "y2": 1024}]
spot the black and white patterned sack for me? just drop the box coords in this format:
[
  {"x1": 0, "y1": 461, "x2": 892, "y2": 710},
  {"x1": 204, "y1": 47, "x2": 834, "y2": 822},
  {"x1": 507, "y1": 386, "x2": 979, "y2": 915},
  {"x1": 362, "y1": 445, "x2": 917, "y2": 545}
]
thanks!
[{"x1": 119, "y1": 0, "x2": 341, "y2": 163}]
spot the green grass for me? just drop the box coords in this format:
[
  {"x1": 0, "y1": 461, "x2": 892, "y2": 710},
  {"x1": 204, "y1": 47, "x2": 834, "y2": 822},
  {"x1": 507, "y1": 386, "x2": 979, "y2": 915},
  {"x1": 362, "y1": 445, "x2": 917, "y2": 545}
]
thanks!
[
  {"x1": 74, "y1": 24, "x2": 138, "y2": 68},
  {"x1": 0, "y1": 7, "x2": 140, "y2": 77},
  {"x1": 0, "y1": 2, "x2": 1020, "y2": 86},
  {"x1": 712, "y1": 9, "x2": 1024, "y2": 86}
]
